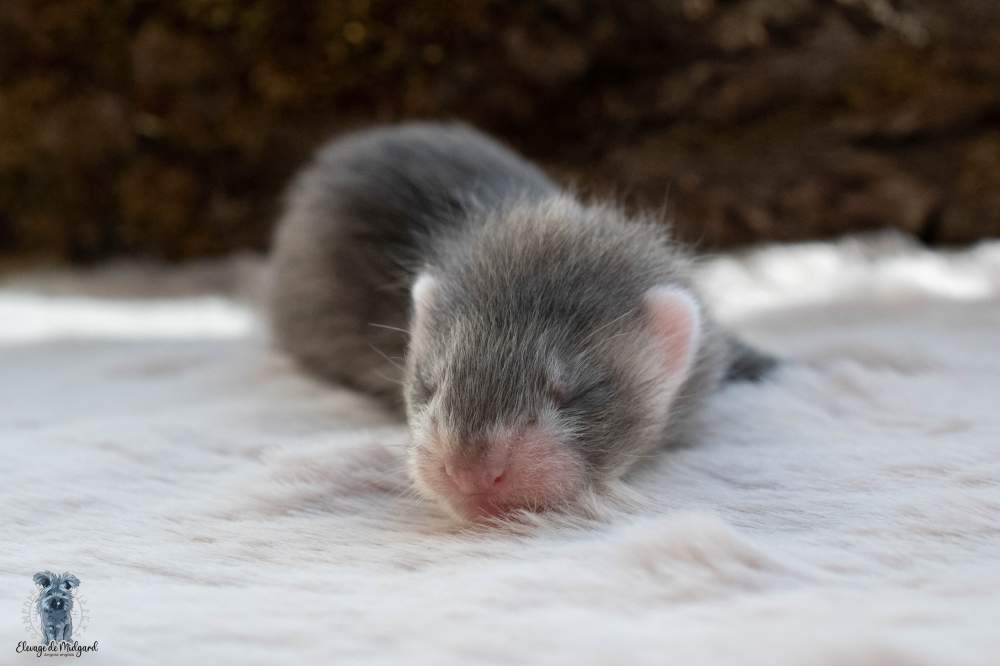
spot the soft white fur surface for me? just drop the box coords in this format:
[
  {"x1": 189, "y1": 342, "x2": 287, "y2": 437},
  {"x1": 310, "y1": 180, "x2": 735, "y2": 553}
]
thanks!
[{"x1": 2, "y1": 236, "x2": 999, "y2": 665}]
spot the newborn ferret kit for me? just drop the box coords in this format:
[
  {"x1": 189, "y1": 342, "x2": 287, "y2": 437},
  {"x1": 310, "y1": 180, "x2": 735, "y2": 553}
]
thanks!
[{"x1": 270, "y1": 123, "x2": 774, "y2": 520}]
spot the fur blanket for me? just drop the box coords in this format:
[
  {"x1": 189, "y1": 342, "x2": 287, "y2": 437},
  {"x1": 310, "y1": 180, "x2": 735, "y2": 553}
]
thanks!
[{"x1": 2, "y1": 235, "x2": 998, "y2": 665}]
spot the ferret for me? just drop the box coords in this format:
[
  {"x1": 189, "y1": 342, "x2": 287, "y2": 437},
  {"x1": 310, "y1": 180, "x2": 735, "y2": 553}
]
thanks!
[{"x1": 269, "y1": 123, "x2": 775, "y2": 520}]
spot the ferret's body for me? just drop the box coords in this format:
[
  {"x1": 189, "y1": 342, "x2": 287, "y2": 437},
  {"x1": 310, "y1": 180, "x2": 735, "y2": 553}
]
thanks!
[
  {"x1": 270, "y1": 123, "x2": 773, "y2": 519},
  {"x1": 271, "y1": 124, "x2": 555, "y2": 407}
]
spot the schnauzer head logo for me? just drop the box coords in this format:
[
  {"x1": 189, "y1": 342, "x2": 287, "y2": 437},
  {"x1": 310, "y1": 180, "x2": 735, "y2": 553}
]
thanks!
[{"x1": 32, "y1": 571, "x2": 80, "y2": 643}]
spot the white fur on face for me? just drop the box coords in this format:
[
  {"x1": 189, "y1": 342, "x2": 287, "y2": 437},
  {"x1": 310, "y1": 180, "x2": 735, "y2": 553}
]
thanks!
[
  {"x1": 408, "y1": 400, "x2": 588, "y2": 520},
  {"x1": 411, "y1": 272, "x2": 436, "y2": 313},
  {"x1": 408, "y1": 272, "x2": 437, "y2": 352}
]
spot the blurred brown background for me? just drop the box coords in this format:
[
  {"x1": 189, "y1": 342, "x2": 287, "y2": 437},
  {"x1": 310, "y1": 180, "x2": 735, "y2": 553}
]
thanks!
[{"x1": 2, "y1": 0, "x2": 999, "y2": 265}]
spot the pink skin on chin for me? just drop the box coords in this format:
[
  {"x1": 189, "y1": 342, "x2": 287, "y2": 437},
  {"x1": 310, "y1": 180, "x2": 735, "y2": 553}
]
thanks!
[{"x1": 416, "y1": 423, "x2": 586, "y2": 520}]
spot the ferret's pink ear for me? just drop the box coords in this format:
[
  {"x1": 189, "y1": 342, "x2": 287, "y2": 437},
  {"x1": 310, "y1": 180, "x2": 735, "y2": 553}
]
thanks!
[
  {"x1": 642, "y1": 286, "x2": 702, "y2": 380},
  {"x1": 411, "y1": 272, "x2": 437, "y2": 319}
]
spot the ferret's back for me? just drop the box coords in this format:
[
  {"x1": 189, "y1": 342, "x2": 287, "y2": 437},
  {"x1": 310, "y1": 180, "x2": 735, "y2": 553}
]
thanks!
[
  {"x1": 269, "y1": 124, "x2": 556, "y2": 404},
  {"x1": 291, "y1": 123, "x2": 555, "y2": 250}
]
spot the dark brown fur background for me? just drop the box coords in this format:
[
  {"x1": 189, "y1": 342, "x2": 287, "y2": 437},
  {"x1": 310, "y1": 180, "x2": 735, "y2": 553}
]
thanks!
[{"x1": 2, "y1": 0, "x2": 999, "y2": 264}]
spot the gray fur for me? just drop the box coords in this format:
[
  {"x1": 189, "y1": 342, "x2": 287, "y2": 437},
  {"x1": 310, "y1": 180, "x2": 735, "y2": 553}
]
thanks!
[
  {"x1": 270, "y1": 123, "x2": 555, "y2": 408},
  {"x1": 34, "y1": 571, "x2": 78, "y2": 643},
  {"x1": 270, "y1": 123, "x2": 775, "y2": 485}
]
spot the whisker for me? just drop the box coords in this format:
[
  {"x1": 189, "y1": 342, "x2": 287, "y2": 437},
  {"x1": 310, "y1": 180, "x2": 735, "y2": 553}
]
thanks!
[
  {"x1": 369, "y1": 343, "x2": 405, "y2": 371},
  {"x1": 374, "y1": 370, "x2": 406, "y2": 387},
  {"x1": 369, "y1": 322, "x2": 410, "y2": 336},
  {"x1": 578, "y1": 308, "x2": 636, "y2": 350}
]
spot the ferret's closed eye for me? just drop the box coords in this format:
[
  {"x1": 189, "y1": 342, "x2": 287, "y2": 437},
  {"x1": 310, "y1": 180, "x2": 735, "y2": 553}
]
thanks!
[{"x1": 549, "y1": 380, "x2": 610, "y2": 409}]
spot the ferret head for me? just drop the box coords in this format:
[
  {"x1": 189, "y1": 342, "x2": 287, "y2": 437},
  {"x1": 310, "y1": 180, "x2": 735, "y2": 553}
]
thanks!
[{"x1": 404, "y1": 203, "x2": 705, "y2": 520}]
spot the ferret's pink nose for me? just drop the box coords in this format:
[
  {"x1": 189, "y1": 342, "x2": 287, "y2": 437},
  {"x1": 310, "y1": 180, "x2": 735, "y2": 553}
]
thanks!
[{"x1": 443, "y1": 457, "x2": 507, "y2": 496}]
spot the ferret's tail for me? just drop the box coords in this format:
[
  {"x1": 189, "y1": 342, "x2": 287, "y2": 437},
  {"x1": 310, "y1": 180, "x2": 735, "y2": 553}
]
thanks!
[{"x1": 724, "y1": 337, "x2": 780, "y2": 383}]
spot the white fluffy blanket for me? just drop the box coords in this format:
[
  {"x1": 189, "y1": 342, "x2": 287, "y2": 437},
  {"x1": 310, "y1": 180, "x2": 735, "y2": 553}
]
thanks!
[{"x1": 2, "y1": 236, "x2": 999, "y2": 665}]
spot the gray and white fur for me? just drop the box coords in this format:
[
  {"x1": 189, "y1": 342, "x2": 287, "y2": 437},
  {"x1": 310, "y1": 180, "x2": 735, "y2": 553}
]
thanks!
[{"x1": 270, "y1": 123, "x2": 774, "y2": 517}]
